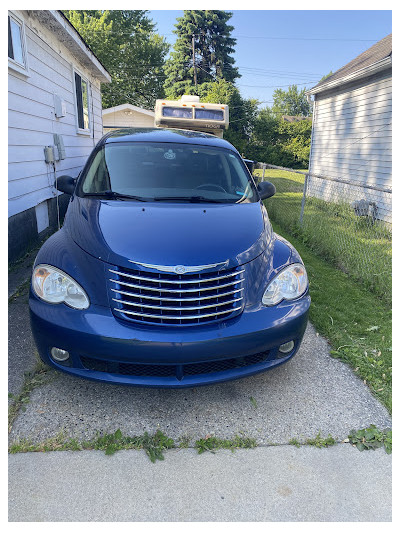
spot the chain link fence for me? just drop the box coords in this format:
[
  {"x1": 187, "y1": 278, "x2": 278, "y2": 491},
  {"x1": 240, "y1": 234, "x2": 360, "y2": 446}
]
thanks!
[{"x1": 253, "y1": 163, "x2": 392, "y2": 303}]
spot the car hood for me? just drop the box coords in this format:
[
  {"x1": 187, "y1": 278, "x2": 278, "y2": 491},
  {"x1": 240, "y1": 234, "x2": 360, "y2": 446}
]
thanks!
[{"x1": 64, "y1": 197, "x2": 273, "y2": 269}]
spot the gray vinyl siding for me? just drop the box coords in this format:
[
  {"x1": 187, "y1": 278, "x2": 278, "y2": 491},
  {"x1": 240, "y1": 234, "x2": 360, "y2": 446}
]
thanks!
[
  {"x1": 308, "y1": 69, "x2": 392, "y2": 222},
  {"x1": 8, "y1": 11, "x2": 104, "y2": 219}
]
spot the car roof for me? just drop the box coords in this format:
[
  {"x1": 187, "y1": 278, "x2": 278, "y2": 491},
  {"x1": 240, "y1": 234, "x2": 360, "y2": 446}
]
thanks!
[{"x1": 100, "y1": 127, "x2": 239, "y2": 152}]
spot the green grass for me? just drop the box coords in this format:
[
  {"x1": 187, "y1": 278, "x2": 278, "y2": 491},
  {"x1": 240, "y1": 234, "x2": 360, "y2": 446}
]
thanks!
[
  {"x1": 9, "y1": 430, "x2": 257, "y2": 461},
  {"x1": 305, "y1": 432, "x2": 336, "y2": 448},
  {"x1": 288, "y1": 428, "x2": 391, "y2": 454},
  {"x1": 255, "y1": 169, "x2": 392, "y2": 304},
  {"x1": 258, "y1": 169, "x2": 392, "y2": 411},
  {"x1": 195, "y1": 434, "x2": 257, "y2": 454},
  {"x1": 272, "y1": 221, "x2": 392, "y2": 412},
  {"x1": 9, "y1": 429, "x2": 175, "y2": 463},
  {"x1": 289, "y1": 433, "x2": 336, "y2": 448}
]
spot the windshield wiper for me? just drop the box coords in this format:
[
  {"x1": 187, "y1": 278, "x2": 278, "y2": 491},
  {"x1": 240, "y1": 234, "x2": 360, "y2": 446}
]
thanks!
[
  {"x1": 83, "y1": 190, "x2": 149, "y2": 202},
  {"x1": 152, "y1": 196, "x2": 229, "y2": 204}
]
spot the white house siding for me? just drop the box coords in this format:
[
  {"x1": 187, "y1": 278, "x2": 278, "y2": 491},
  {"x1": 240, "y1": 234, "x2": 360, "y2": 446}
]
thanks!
[
  {"x1": 308, "y1": 69, "x2": 392, "y2": 222},
  {"x1": 8, "y1": 11, "x2": 104, "y2": 221},
  {"x1": 103, "y1": 109, "x2": 155, "y2": 133}
]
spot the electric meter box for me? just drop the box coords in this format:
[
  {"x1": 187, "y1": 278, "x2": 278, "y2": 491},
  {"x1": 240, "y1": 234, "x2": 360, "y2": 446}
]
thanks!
[{"x1": 54, "y1": 94, "x2": 67, "y2": 118}]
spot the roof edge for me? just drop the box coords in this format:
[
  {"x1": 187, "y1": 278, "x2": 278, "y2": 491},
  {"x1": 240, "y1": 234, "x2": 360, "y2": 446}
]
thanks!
[
  {"x1": 307, "y1": 56, "x2": 391, "y2": 95},
  {"x1": 102, "y1": 104, "x2": 155, "y2": 117},
  {"x1": 28, "y1": 10, "x2": 111, "y2": 83}
]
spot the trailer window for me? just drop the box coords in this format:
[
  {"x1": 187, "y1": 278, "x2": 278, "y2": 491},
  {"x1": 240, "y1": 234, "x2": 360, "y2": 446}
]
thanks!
[
  {"x1": 194, "y1": 109, "x2": 224, "y2": 121},
  {"x1": 162, "y1": 107, "x2": 192, "y2": 118}
]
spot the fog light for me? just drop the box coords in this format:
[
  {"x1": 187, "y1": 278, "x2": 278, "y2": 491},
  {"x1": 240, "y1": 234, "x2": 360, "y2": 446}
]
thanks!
[
  {"x1": 51, "y1": 347, "x2": 70, "y2": 362},
  {"x1": 278, "y1": 341, "x2": 295, "y2": 354}
]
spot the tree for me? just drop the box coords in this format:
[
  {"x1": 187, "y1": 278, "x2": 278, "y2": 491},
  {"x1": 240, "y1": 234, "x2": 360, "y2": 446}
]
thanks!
[
  {"x1": 318, "y1": 71, "x2": 334, "y2": 83},
  {"x1": 248, "y1": 107, "x2": 312, "y2": 168},
  {"x1": 200, "y1": 80, "x2": 258, "y2": 155},
  {"x1": 164, "y1": 10, "x2": 240, "y2": 98},
  {"x1": 64, "y1": 10, "x2": 169, "y2": 109},
  {"x1": 271, "y1": 84, "x2": 312, "y2": 117}
]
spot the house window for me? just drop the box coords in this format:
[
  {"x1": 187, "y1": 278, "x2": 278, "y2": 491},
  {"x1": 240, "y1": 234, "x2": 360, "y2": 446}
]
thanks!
[
  {"x1": 74, "y1": 71, "x2": 90, "y2": 131},
  {"x1": 8, "y1": 12, "x2": 28, "y2": 73}
]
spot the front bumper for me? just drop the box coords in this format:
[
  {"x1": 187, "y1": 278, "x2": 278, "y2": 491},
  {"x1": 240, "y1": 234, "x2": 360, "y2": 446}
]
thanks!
[{"x1": 29, "y1": 292, "x2": 310, "y2": 388}]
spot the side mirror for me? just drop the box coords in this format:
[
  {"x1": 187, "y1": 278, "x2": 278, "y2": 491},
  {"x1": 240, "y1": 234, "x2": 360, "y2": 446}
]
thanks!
[
  {"x1": 257, "y1": 181, "x2": 276, "y2": 200},
  {"x1": 56, "y1": 175, "x2": 76, "y2": 195}
]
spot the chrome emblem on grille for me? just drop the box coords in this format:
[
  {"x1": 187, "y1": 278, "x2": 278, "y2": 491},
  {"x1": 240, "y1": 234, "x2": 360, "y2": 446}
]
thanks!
[{"x1": 129, "y1": 260, "x2": 229, "y2": 273}]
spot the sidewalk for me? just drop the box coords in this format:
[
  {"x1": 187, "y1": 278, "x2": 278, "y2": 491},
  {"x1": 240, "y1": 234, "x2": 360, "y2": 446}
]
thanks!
[{"x1": 9, "y1": 445, "x2": 391, "y2": 521}]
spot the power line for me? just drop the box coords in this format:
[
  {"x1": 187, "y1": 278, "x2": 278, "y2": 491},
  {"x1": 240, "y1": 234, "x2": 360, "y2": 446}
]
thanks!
[
  {"x1": 96, "y1": 60, "x2": 323, "y2": 78},
  {"x1": 232, "y1": 34, "x2": 379, "y2": 42},
  {"x1": 237, "y1": 82, "x2": 318, "y2": 89},
  {"x1": 77, "y1": 28, "x2": 381, "y2": 42}
]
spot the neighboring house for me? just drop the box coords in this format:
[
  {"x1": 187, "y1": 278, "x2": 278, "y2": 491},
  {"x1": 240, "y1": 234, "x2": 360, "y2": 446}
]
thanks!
[
  {"x1": 306, "y1": 34, "x2": 392, "y2": 222},
  {"x1": 281, "y1": 115, "x2": 311, "y2": 123},
  {"x1": 8, "y1": 10, "x2": 111, "y2": 261},
  {"x1": 102, "y1": 103, "x2": 155, "y2": 133}
]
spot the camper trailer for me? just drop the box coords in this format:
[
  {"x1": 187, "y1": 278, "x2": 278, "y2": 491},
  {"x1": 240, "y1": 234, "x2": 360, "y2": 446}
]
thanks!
[{"x1": 154, "y1": 95, "x2": 229, "y2": 138}]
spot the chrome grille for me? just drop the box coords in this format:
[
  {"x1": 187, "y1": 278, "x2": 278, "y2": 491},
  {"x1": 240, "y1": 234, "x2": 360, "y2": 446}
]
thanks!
[{"x1": 108, "y1": 264, "x2": 245, "y2": 326}]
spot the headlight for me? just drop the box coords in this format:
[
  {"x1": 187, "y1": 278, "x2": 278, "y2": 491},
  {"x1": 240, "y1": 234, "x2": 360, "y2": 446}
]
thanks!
[
  {"x1": 262, "y1": 263, "x2": 308, "y2": 306},
  {"x1": 32, "y1": 264, "x2": 89, "y2": 310}
]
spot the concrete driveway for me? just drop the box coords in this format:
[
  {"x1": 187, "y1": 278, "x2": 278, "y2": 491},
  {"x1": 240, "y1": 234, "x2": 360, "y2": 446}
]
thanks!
[
  {"x1": 9, "y1": 289, "x2": 391, "y2": 445},
  {"x1": 8, "y1": 275, "x2": 392, "y2": 521}
]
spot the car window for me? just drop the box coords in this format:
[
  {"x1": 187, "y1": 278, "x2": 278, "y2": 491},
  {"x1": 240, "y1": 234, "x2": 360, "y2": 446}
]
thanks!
[{"x1": 80, "y1": 142, "x2": 257, "y2": 203}]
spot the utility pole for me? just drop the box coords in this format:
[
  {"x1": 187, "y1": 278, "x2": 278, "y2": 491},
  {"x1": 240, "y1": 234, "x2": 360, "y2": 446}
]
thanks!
[{"x1": 192, "y1": 34, "x2": 197, "y2": 87}]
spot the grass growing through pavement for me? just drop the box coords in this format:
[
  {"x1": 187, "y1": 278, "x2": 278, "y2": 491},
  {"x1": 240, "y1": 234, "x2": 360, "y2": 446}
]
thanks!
[
  {"x1": 289, "y1": 433, "x2": 336, "y2": 449},
  {"x1": 288, "y1": 427, "x2": 391, "y2": 453},
  {"x1": 348, "y1": 424, "x2": 392, "y2": 454},
  {"x1": 8, "y1": 356, "x2": 54, "y2": 433},
  {"x1": 10, "y1": 427, "x2": 391, "y2": 459},
  {"x1": 272, "y1": 221, "x2": 392, "y2": 413},
  {"x1": 255, "y1": 169, "x2": 392, "y2": 303},
  {"x1": 305, "y1": 432, "x2": 336, "y2": 448},
  {"x1": 8, "y1": 278, "x2": 30, "y2": 303},
  {"x1": 9, "y1": 429, "x2": 175, "y2": 463},
  {"x1": 9, "y1": 430, "x2": 257, "y2": 461},
  {"x1": 195, "y1": 434, "x2": 257, "y2": 454}
]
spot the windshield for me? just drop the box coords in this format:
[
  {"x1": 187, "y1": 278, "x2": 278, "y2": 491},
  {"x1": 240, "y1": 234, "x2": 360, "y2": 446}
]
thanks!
[{"x1": 79, "y1": 142, "x2": 258, "y2": 203}]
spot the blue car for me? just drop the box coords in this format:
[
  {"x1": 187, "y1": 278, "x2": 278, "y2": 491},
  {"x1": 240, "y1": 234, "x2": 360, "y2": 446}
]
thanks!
[{"x1": 29, "y1": 128, "x2": 310, "y2": 388}]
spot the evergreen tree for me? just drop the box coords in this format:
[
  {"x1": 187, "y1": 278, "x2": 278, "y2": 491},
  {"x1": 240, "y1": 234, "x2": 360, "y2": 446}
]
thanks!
[
  {"x1": 64, "y1": 10, "x2": 169, "y2": 109},
  {"x1": 318, "y1": 70, "x2": 334, "y2": 83},
  {"x1": 164, "y1": 10, "x2": 240, "y2": 98}
]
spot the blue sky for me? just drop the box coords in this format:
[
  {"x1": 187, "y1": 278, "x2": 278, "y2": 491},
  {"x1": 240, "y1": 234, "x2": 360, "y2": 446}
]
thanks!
[{"x1": 149, "y1": 10, "x2": 392, "y2": 106}]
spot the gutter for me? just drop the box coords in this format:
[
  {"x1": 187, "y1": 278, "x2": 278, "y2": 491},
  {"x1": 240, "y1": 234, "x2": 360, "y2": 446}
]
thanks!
[{"x1": 307, "y1": 56, "x2": 392, "y2": 95}]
